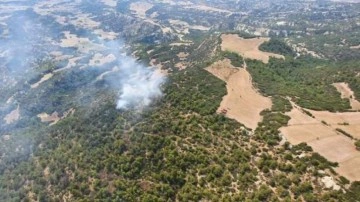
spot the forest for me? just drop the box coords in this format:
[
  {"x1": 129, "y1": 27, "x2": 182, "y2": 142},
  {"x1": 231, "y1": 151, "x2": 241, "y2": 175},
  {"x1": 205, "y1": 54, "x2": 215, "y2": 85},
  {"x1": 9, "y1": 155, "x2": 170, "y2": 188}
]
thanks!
[{"x1": 1, "y1": 47, "x2": 359, "y2": 201}]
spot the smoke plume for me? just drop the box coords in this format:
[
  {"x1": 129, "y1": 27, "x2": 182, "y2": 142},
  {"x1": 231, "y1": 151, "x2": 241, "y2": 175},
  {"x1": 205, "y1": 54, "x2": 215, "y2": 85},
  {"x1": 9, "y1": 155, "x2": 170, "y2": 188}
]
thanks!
[{"x1": 115, "y1": 57, "x2": 165, "y2": 109}]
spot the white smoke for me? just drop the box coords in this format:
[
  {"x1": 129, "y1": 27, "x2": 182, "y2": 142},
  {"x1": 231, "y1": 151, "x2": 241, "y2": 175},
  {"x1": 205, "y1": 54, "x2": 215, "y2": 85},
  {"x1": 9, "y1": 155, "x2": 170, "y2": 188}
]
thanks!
[{"x1": 115, "y1": 56, "x2": 165, "y2": 110}]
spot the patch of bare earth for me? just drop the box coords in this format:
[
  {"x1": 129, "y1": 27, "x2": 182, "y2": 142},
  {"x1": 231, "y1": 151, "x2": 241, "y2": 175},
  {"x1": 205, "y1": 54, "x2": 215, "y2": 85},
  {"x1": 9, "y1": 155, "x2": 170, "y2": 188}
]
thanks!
[
  {"x1": 205, "y1": 59, "x2": 272, "y2": 130},
  {"x1": 350, "y1": 44, "x2": 360, "y2": 49},
  {"x1": 221, "y1": 34, "x2": 284, "y2": 63},
  {"x1": 30, "y1": 73, "x2": 53, "y2": 89},
  {"x1": 280, "y1": 101, "x2": 360, "y2": 181},
  {"x1": 333, "y1": 82, "x2": 360, "y2": 110},
  {"x1": 37, "y1": 108, "x2": 75, "y2": 126},
  {"x1": 169, "y1": 19, "x2": 210, "y2": 34},
  {"x1": 89, "y1": 53, "x2": 116, "y2": 66},
  {"x1": 130, "y1": 2, "x2": 153, "y2": 18},
  {"x1": 4, "y1": 106, "x2": 20, "y2": 124},
  {"x1": 60, "y1": 31, "x2": 104, "y2": 53}
]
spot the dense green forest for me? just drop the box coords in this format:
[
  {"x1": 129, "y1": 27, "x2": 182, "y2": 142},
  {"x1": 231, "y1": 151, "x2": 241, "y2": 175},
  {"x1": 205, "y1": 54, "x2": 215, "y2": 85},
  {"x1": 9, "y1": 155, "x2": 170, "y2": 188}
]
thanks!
[
  {"x1": 259, "y1": 39, "x2": 296, "y2": 57},
  {"x1": 1, "y1": 0, "x2": 360, "y2": 201},
  {"x1": 1, "y1": 56, "x2": 357, "y2": 201},
  {"x1": 246, "y1": 56, "x2": 360, "y2": 112}
]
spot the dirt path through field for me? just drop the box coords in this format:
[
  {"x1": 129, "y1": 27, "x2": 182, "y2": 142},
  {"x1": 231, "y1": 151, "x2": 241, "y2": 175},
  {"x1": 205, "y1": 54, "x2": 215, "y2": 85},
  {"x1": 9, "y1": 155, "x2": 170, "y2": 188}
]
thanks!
[{"x1": 205, "y1": 59, "x2": 272, "y2": 130}]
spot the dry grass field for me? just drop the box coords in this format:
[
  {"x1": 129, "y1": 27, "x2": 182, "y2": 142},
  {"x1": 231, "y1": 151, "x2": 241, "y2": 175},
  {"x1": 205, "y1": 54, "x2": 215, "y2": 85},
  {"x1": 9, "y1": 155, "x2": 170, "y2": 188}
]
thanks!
[
  {"x1": 206, "y1": 59, "x2": 272, "y2": 130},
  {"x1": 280, "y1": 102, "x2": 360, "y2": 181},
  {"x1": 221, "y1": 34, "x2": 284, "y2": 63}
]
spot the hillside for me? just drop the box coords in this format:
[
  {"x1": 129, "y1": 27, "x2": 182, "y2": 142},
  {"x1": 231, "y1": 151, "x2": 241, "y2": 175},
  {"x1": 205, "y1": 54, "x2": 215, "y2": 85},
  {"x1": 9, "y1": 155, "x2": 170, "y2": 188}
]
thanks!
[{"x1": 1, "y1": 0, "x2": 360, "y2": 201}]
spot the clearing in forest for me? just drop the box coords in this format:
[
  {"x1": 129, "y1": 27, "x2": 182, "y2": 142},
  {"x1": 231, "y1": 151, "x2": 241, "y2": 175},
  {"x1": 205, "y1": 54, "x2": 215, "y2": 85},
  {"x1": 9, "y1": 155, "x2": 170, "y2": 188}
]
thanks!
[
  {"x1": 37, "y1": 108, "x2": 75, "y2": 126},
  {"x1": 221, "y1": 34, "x2": 284, "y2": 63},
  {"x1": 205, "y1": 59, "x2": 272, "y2": 130},
  {"x1": 280, "y1": 101, "x2": 360, "y2": 181}
]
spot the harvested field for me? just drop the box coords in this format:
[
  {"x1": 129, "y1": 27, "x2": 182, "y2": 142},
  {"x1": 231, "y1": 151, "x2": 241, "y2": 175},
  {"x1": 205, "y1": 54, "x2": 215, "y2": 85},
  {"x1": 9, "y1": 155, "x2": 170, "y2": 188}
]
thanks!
[
  {"x1": 280, "y1": 125, "x2": 337, "y2": 145},
  {"x1": 206, "y1": 59, "x2": 272, "y2": 129},
  {"x1": 280, "y1": 101, "x2": 360, "y2": 181},
  {"x1": 221, "y1": 34, "x2": 284, "y2": 63},
  {"x1": 336, "y1": 156, "x2": 360, "y2": 182},
  {"x1": 332, "y1": 82, "x2": 360, "y2": 110},
  {"x1": 60, "y1": 31, "x2": 104, "y2": 53},
  {"x1": 309, "y1": 110, "x2": 360, "y2": 139},
  {"x1": 308, "y1": 135, "x2": 357, "y2": 163}
]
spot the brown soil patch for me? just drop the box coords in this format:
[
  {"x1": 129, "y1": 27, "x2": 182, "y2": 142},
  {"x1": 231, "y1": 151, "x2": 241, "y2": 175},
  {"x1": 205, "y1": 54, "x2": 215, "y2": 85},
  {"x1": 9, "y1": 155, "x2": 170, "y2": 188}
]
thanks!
[
  {"x1": 280, "y1": 125, "x2": 337, "y2": 145},
  {"x1": 130, "y1": 2, "x2": 153, "y2": 18},
  {"x1": 177, "y1": 52, "x2": 189, "y2": 60},
  {"x1": 69, "y1": 13, "x2": 100, "y2": 29},
  {"x1": 37, "y1": 108, "x2": 75, "y2": 126},
  {"x1": 205, "y1": 59, "x2": 272, "y2": 129},
  {"x1": 93, "y1": 29, "x2": 118, "y2": 40},
  {"x1": 221, "y1": 34, "x2": 285, "y2": 63},
  {"x1": 149, "y1": 59, "x2": 169, "y2": 75},
  {"x1": 336, "y1": 156, "x2": 360, "y2": 181},
  {"x1": 60, "y1": 31, "x2": 104, "y2": 53},
  {"x1": 307, "y1": 135, "x2": 357, "y2": 162},
  {"x1": 89, "y1": 53, "x2": 116, "y2": 66},
  {"x1": 175, "y1": 62, "x2": 188, "y2": 70},
  {"x1": 310, "y1": 110, "x2": 360, "y2": 139},
  {"x1": 332, "y1": 82, "x2": 360, "y2": 110},
  {"x1": 37, "y1": 112, "x2": 60, "y2": 125},
  {"x1": 280, "y1": 101, "x2": 360, "y2": 181},
  {"x1": 4, "y1": 106, "x2": 20, "y2": 124},
  {"x1": 44, "y1": 166, "x2": 50, "y2": 178}
]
